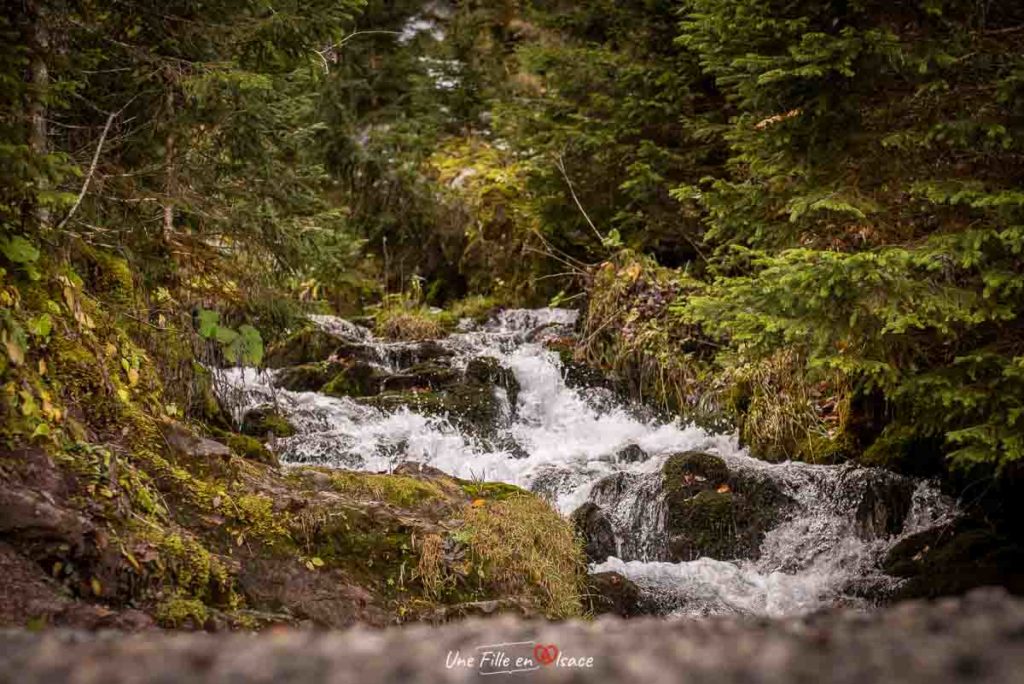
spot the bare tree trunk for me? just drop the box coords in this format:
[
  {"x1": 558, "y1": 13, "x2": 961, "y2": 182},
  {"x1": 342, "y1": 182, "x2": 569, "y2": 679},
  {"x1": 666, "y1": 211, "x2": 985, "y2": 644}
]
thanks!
[{"x1": 24, "y1": 0, "x2": 50, "y2": 230}]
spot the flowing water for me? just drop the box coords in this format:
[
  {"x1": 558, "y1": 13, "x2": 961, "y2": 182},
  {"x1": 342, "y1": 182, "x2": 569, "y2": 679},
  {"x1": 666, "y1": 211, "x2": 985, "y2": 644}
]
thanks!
[{"x1": 216, "y1": 309, "x2": 956, "y2": 618}]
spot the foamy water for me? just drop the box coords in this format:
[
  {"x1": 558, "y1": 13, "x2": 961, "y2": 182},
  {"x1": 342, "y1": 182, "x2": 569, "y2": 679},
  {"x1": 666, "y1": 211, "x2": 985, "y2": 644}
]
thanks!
[{"x1": 215, "y1": 309, "x2": 956, "y2": 617}]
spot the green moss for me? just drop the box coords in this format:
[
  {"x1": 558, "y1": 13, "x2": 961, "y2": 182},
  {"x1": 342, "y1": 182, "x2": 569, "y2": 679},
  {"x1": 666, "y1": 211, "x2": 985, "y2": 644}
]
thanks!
[
  {"x1": 663, "y1": 451, "x2": 729, "y2": 503},
  {"x1": 272, "y1": 362, "x2": 338, "y2": 392},
  {"x1": 448, "y1": 295, "x2": 499, "y2": 323},
  {"x1": 264, "y1": 328, "x2": 343, "y2": 368},
  {"x1": 240, "y1": 407, "x2": 296, "y2": 439},
  {"x1": 209, "y1": 429, "x2": 280, "y2": 467},
  {"x1": 323, "y1": 470, "x2": 447, "y2": 507},
  {"x1": 76, "y1": 244, "x2": 135, "y2": 303},
  {"x1": 458, "y1": 480, "x2": 526, "y2": 501},
  {"x1": 667, "y1": 490, "x2": 737, "y2": 561},
  {"x1": 321, "y1": 363, "x2": 385, "y2": 398},
  {"x1": 155, "y1": 593, "x2": 209, "y2": 628}
]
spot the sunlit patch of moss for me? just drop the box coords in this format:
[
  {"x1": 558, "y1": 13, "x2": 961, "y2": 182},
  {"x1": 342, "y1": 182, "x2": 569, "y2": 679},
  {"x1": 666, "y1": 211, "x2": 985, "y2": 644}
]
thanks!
[
  {"x1": 155, "y1": 592, "x2": 209, "y2": 628},
  {"x1": 458, "y1": 480, "x2": 525, "y2": 501},
  {"x1": 375, "y1": 307, "x2": 451, "y2": 341},
  {"x1": 314, "y1": 469, "x2": 449, "y2": 507}
]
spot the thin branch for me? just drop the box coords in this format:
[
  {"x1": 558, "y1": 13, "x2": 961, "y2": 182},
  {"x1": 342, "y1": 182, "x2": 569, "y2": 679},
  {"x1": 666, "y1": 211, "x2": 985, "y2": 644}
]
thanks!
[
  {"x1": 983, "y1": 25, "x2": 1024, "y2": 35},
  {"x1": 554, "y1": 151, "x2": 606, "y2": 246},
  {"x1": 56, "y1": 109, "x2": 118, "y2": 231},
  {"x1": 315, "y1": 30, "x2": 403, "y2": 73}
]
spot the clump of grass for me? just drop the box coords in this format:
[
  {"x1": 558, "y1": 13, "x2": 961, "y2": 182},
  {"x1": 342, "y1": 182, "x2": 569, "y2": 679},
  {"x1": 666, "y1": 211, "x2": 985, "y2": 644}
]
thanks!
[
  {"x1": 375, "y1": 308, "x2": 448, "y2": 341},
  {"x1": 372, "y1": 292, "x2": 505, "y2": 341},
  {"x1": 415, "y1": 533, "x2": 449, "y2": 600},
  {"x1": 723, "y1": 349, "x2": 850, "y2": 463},
  {"x1": 461, "y1": 493, "x2": 585, "y2": 619}
]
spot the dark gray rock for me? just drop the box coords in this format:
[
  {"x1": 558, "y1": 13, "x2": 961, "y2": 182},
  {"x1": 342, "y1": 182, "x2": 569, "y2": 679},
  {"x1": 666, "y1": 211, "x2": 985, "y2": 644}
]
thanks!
[
  {"x1": 615, "y1": 444, "x2": 647, "y2": 464},
  {"x1": 571, "y1": 503, "x2": 617, "y2": 563},
  {"x1": 852, "y1": 470, "x2": 915, "y2": 540},
  {"x1": 661, "y1": 451, "x2": 793, "y2": 562},
  {"x1": 587, "y1": 571, "x2": 644, "y2": 617}
]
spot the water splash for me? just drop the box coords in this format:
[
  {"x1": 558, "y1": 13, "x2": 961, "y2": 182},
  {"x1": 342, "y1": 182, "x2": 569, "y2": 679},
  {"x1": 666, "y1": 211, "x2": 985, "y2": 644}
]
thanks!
[{"x1": 215, "y1": 309, "x2": 957, "y2": 617}]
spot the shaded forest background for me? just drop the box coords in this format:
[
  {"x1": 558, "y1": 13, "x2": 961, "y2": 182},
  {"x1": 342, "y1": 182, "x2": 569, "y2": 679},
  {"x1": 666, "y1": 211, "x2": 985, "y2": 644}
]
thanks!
[{"x1": 4, "y1": 0, "x2": 1024, "y2": 520}]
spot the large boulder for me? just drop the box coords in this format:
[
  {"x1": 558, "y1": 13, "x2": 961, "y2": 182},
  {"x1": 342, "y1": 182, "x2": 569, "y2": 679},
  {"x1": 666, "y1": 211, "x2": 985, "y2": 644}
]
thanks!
[
  {"x1": 662, "y1": 451, "x2": 793, "y2": 562},
  {"x1": 882, "y1": 520, "x2": 1024, "y2": 599},
  {"x1": 570, "y1": 502, "x2": 617, "y2": 563}
]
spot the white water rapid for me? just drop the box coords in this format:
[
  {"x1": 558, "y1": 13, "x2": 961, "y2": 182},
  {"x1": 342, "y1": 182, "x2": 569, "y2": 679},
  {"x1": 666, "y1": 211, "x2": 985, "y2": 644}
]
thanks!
[{"x1": 215, "y1": 309, "x2": 956, "y2": 618}]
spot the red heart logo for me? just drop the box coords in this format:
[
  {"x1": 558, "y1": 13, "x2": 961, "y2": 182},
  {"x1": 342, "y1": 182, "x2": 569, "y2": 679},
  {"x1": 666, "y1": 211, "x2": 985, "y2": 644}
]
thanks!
[{"x1": 533, "y1": 643, "x2": 559, "y2": 667}]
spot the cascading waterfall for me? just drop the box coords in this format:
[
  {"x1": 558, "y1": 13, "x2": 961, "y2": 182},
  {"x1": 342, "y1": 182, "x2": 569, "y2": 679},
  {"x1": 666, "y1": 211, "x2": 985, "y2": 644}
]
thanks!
[{"x1": 215, "y1": 309, "x2": 956, "y2": 618}]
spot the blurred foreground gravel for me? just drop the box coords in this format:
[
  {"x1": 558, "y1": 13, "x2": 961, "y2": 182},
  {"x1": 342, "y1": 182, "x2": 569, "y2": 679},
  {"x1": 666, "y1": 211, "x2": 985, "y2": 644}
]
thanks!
[{"x1": 1, "y1": 588, "x2": 1022, "y2": 684}]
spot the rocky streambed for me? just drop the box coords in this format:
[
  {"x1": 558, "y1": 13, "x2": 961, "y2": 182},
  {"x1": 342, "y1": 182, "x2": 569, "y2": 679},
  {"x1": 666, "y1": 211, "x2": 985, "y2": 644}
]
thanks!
[{"x1": 214, "y1": 308, "x2": 1015, "y2": 617}]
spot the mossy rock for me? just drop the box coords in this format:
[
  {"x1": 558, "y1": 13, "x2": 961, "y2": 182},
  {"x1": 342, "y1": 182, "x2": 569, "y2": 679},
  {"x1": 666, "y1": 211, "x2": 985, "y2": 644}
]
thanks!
[
  {"x1": 663, "y1": 451, "x2": 730, "y2": 504},
  {"x1": 240, "y1": 406, "x2": 296, "y2": 439},
  {"x1": 882, "y1": 521, "x2": 1024, "y2": 599},
  {"x1": 587, "y1": 571, "x2": 645, "y2": 617},
  {"x1": 380, "y1": 362, "x2": 461, "y2": 393},
  {"x1": 666, "y1": 490, "x2": 742, "y2": 561},
  {"x1": 210, "y1": 429, "x2": 280, "y2": 467},
  {"x1": 359, "y1": 383, "x2": 502, "y2": 434},
  {"x1": 264, "y1": 328, "x2": 360, "y2": 368},
  {"x1": 860, "y1": 425, "x2": 947, "y2": 477},
  {"x1": 662, "y1": 451, "x2": 791, "y2": 562},
  {"x1": 321, "y1": 362, "x2": 389, "y2": 398},
  {"x1": 272, "y1": 362, "x2": 342, "y2": 392},
  {"x1": 464, "y1": 357, "x2": 519, "y2": 409},
  {"x1": 458, "y1": 480, "x2": 528, "y2": 501},
  {"x1": 188, "y1": 364, "x2": 234, "y2": 430}
]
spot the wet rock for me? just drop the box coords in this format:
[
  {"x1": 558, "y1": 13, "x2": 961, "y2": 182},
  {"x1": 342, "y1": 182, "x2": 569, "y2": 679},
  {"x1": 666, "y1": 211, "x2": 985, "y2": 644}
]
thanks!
[
  {"x1": 358, "y1": 359, "x2": 515, "y2": 436},
  {"x1": 321, "y1": 362, "x2": 390, "y2": 398},
  {"x1": 882, "y1": 520, "x2": 1024, "y2": 599},
  {"x1": 465, "y1": 357, "x2": 519, "y2": 409},
  {"x1": 851, "y1": 469, "x2": 915, "y2": 540},
  {"x1": 380, "y1": 362, "x2": 460, "y2": 393},
  {"x1": 379, "y1": 340, "x2": 454, "y2": 369},
  {"x1": 571, "y1": 503, "x2": 617, "y2": 563},
  {"x1": 272, "y1": 362, "x2": 342, "y2": 392},
  {"x1": 587, "y1": 571, "x2": 644, "y2": 617},
  {"x1": 661, "y1": 451, "x2": 792, "y2": 562},
  {"x1": 264, "y1": 328, "x2": 350, "y2": 368},
  {"x1": 615, "y1": 444, "x2": 647, "y2": 464},
  {"x1": 588, "y1": 472, "x2": 667, "y2": 562},
  {"x1": 240, "y1": 406, "x2": 296, "y2": 439}
]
